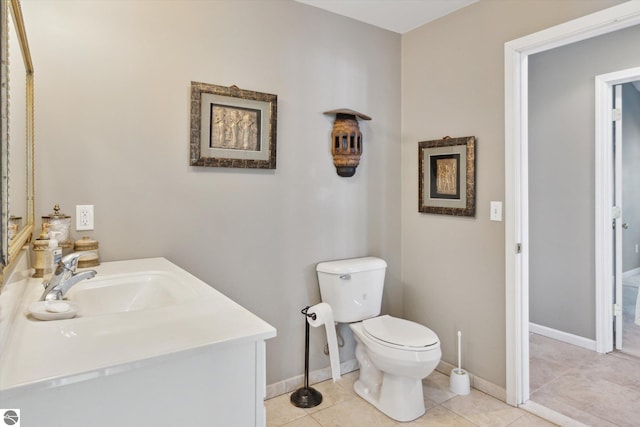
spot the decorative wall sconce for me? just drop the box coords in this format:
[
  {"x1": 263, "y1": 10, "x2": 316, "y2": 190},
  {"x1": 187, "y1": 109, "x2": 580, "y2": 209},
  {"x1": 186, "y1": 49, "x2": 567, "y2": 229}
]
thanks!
[{"x1": 323, "y1": 109, "x2": 371, "y2": 177}]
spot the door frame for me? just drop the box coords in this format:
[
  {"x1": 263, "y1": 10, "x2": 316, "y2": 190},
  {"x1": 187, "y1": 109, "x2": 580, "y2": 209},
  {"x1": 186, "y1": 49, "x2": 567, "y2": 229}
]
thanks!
[
  {"x1": 595, "y1": 67, "x2": 640, "y2": 353},
  {"x1": 504, "y1": 1, "x2": 640, "y2": 406}
]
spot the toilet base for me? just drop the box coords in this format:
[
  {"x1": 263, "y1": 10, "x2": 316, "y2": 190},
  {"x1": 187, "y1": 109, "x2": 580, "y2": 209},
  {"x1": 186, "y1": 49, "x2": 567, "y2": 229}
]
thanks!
[
  {"x1": 349, "y1": 320, "x2": 440, "y2": 422},
  {"x1": 353, "y1": 374, "x2": 425, "y2": 422}
]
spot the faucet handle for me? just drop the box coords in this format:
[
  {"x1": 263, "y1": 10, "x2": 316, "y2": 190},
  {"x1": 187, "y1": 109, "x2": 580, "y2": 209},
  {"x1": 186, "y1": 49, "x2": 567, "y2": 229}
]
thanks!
[{"x1": 60, "y1": 251, "x2": 95, "y2": 272}]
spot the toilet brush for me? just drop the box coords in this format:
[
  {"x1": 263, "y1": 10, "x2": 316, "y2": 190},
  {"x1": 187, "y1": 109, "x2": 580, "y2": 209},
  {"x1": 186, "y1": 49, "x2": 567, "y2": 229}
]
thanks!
[
  {"x1": 450, "y1": 330, "x2": 470, "y2": 395},
  {"x1": 291, "y1": 306, "x2": 323, "y2": 408}
]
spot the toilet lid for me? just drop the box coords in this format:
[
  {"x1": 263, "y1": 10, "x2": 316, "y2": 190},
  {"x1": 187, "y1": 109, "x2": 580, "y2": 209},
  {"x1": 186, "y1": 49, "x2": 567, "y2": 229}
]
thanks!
[{"x1": 362, "y1": 315, "x2": 439, "y2": 348}]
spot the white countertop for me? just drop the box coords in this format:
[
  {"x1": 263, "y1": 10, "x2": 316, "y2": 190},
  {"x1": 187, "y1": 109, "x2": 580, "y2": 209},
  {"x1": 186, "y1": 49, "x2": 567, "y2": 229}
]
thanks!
[{"x1": 0, "y1": 257, "x2": 276, "y2": 396}]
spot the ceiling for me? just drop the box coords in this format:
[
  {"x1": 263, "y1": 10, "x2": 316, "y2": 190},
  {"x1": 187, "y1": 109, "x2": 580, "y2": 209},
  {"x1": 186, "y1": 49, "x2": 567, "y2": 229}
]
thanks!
[{"x1": 295, "y1": 0, "x2": 478, "y2": 34}]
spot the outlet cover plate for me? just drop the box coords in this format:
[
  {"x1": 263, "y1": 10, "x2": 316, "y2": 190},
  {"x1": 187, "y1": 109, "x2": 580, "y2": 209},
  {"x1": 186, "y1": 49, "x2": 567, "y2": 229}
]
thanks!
[{"x1": 76, "y1": 205, "x2": 94, "y2": 231}]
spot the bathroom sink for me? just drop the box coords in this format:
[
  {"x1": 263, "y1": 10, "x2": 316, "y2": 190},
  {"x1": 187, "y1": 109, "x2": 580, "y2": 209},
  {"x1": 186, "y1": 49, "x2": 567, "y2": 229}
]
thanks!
[
  {"x1": 1, "y1": 257, "x2": 275, "y2": 389},
  {"x1": 0, "y1": 257, "x2": 276, "y2": 426},
  {"x1": 65, "y1": 271, "x2": 197, "y2": 316}
]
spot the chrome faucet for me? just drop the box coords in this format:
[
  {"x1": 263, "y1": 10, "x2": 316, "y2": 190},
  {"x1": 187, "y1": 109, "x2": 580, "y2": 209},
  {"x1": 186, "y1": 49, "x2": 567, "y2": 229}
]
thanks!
[{"x1": 40, "y1": 252, "x2": 97, "y2": 301}]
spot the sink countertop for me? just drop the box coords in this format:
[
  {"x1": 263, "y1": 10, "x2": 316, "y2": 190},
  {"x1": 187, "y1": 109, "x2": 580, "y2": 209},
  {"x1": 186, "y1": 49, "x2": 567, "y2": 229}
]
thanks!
[{"x1": 0, "y1": 257, "x2": 276, "y2": 395}]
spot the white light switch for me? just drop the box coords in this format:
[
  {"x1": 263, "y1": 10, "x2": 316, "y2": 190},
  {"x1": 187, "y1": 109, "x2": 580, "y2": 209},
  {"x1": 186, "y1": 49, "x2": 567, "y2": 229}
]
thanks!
[{"x1": 490, "y1": 201, "x2": 503, "y2": 222}]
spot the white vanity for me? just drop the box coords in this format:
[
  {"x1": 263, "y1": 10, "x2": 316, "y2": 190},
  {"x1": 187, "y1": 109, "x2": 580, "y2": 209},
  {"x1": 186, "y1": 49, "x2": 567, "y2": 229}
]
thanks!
[{"x1": 0, "y1": 254, "x2": 276, "y2": 426}]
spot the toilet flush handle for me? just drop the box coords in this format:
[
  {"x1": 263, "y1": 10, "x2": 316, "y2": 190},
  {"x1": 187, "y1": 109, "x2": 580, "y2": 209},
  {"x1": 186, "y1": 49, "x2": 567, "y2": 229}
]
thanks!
[{"x1": 340, "y1": 274, "x2": 351, "y2": 280}]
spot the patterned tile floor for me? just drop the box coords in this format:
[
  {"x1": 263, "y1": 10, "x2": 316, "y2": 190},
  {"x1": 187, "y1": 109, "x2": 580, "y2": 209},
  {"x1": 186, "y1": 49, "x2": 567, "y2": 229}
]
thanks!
[
  {"x1": 266, "y1": 370, "x2": 555, "y2": 426},
  {"x1": 530, "y1": 333, "x2": 640, "y2": 427}
]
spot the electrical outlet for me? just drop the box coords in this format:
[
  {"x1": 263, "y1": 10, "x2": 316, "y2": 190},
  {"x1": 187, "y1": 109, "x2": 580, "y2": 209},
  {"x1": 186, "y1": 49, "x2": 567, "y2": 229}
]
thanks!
[{"x1": 76, "y1": 205, "x2": 94, "y2": 231}]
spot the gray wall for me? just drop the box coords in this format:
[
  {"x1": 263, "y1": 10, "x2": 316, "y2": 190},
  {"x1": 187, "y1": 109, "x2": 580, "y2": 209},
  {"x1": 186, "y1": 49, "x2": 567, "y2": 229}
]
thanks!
[
  {"x1": 24, "y1": 0, "x2": 401, "y2": 386},
  {"x1": 529, "y1": 25, "x2": 640, "y2": 339},
  {"x1": 401, "y1": 0, "x2": 621, "y2": 388},
  {"x1": 623, "y1": 83, "x2": 640, "y2": 273}
]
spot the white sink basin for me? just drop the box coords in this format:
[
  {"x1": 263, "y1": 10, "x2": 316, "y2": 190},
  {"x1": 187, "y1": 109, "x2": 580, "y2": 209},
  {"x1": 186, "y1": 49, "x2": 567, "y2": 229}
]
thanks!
[
  {"x1": 0, "y1": 257, "x2": 276, "y2": 393},
  {"x1": 0, "y1": 256, "x2": 277, "y2": 427},
  {"x1": 65, "y1": 271, "x2": 196, "y2": 316}
]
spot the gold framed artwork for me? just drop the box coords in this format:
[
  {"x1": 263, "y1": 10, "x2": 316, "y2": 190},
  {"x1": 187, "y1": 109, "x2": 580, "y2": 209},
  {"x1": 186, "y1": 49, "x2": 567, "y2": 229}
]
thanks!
[
  {"x1": 418, "y1": 136, "x2": 475, "y2": 216},
  {"x1": 190, "y1": 82, "x2": 277, "y2": 169}
]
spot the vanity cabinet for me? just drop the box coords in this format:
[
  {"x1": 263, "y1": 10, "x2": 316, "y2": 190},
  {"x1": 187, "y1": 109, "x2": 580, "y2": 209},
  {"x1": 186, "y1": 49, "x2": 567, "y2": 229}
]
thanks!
[
  {"x1": 2, "y1": 339, "x2": 270, "y2": 426},
  {"x1": 0, "y1": 255, "x2": 276, "y2": 427}
]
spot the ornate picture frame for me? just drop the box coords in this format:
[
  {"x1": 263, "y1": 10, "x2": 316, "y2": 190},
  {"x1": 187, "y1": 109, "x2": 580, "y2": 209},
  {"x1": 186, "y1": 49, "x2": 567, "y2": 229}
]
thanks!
[
  {"x1": 190, "y1": 82, "x2": 277, "y2": 169},
  {"x1": 418, "y1": 136, "x2": 475, "y2": 216}
]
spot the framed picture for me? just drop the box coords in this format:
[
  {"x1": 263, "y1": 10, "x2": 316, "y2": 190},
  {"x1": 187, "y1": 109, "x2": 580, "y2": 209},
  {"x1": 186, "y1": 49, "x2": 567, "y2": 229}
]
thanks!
[
  {"x1": 418, "y1": 136, "x2": 475, "y2": 216},
  {"x1": 190, "y1": 82, "x2": 277, "y2": 169}
]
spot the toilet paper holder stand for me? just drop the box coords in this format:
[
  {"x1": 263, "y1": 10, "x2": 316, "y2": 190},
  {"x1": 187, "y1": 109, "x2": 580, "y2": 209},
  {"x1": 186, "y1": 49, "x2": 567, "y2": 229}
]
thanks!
[{"x1": 290, "y1": 306, "x2": 323, "y2": 408}]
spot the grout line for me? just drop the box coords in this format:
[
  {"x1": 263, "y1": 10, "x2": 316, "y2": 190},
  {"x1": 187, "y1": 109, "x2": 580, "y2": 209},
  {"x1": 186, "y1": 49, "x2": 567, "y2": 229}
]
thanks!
[{"x1": 529, "y1": 334, "x2": 640, "y2": 426}]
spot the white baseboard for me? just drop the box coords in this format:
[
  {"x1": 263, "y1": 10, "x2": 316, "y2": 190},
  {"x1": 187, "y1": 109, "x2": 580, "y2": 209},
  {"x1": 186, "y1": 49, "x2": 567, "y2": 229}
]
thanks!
[
  {"x1": 436, "y1": 360, "x2": 506, "y2": 402},
  {"x1": 267, "y1": 358, "x2": 509, "y2": 404},
  {"x1": 529, "y1": 322, "x2": 596, "y2": 351},
  {"x1": 265, "y1": 359, "x2": 358, "y2": 399},
  {"x1": 520, "y1": 400, "x2": 589, "y2": 427}
]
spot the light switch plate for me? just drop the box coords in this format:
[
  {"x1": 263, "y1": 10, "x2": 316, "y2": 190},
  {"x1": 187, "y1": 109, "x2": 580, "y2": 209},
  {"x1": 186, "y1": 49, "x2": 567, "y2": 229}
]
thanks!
[{"x1": 490, "y1": 201, "x2": 503, "y2": 222}]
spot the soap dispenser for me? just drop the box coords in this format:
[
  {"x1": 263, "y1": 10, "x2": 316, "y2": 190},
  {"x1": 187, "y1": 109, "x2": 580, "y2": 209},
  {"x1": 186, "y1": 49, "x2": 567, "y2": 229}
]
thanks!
[
  {"x1": 47, "y1": 238, "x2": 62, "y2": 275},
  {"x1": 40, "y1": 238, "x2": 62, "y2": 284}
]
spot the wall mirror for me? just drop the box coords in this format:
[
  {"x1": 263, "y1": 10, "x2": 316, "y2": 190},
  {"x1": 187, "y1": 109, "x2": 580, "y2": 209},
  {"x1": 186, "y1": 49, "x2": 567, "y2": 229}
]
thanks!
[{"x1": 1, "y1": 0, "x2": 34, "y2": 279}]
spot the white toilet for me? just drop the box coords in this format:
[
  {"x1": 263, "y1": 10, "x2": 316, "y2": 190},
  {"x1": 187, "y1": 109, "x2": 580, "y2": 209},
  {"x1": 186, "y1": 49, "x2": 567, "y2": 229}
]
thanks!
[{"x1": 316, "y1": 257, "x2": 441, "y2": 422}]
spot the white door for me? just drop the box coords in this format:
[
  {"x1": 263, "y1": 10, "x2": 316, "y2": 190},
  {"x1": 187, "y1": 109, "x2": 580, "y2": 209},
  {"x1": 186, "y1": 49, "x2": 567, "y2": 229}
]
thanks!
[{"x1": 613, "y1": 84, "x2": 623, "y2": 350}]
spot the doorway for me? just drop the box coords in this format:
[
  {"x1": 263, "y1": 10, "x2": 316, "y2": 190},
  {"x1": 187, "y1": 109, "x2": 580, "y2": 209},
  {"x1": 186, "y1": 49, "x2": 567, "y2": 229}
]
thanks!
[
  {"x1": 595, "y1": 70, "x2": 640, "y2": 356},
  {"x1": 615, "y1": 80, "x2": 640, "y2": 357},
  {"x1": 523, "y1": 70, "x2": 640, "y2": 426},
  {"x1": 504, "y1": 1, "x2": 640, "y2": 408}
]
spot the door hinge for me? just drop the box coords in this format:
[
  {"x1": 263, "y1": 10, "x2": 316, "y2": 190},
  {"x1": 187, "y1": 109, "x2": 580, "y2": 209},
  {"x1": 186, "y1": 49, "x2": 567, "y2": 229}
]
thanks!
[
  {"x1": 516, "y1": 243, "x2": 522, "y2": 254},
  {"x1": 614, "y1": 303, "x2": 622, "y2": 317},
  {"x1": 612, "y1": 108, "x2": 622, "y2": 121},
  {"x1": 612, "y1": 206, "x2": 621, "y2": 219}
]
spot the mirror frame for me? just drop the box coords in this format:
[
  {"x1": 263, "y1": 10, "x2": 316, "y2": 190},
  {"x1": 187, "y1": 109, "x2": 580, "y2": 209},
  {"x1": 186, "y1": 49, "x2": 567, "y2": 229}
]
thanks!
[{"x1": 1, "y1": 0, "x2": 34, "y2": 280}]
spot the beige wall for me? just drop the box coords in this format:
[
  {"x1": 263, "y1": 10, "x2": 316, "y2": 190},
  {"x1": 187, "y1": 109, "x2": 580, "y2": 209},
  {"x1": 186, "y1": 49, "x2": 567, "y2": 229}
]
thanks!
[
  {"x1": 22, "y1": 0, "x2": 629, "y2": 392},
  {"x1": 24, "y1": 0, "x2": 401, "y2": 385},
  {"x1": 401, "y1": 0, "x2": 623, "y2": 387}
]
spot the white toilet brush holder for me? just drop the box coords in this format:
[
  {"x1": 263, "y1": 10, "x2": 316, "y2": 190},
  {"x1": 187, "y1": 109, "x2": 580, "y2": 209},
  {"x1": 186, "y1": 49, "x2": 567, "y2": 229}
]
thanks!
[
  {"x1": 450, "y1": 331, "x2": 470, "y2": 395},
  {"x1": 450, "y1": 367, "x2": 470, "y2": 395}
]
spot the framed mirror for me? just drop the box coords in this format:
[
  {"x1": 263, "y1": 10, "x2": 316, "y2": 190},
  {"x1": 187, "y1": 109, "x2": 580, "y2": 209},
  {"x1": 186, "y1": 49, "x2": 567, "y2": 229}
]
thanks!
[{"x1": 1, "y1": 0, "x2": 34, "y2": 277}]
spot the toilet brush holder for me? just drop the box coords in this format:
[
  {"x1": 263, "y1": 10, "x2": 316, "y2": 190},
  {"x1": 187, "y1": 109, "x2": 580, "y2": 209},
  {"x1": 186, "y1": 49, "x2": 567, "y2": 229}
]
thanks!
[
  {"x1": 450, "y1": 368, "x2": 470, "y2": 395},
  {"x1": 450, "y1": 330, "x2": 470, "y2": 395},
  {"x1": 290, "y1": 306, "x2": 323, "y2": 408}
]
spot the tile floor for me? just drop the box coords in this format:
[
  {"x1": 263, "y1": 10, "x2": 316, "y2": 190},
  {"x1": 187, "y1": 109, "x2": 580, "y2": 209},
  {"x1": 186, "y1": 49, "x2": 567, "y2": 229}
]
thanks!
[
  {"x1": 266, "y1": 370, "x2": 556, "y2": 426},
  {"x1": 529, "y1": 333, "x2": 640, "y2": 427}
]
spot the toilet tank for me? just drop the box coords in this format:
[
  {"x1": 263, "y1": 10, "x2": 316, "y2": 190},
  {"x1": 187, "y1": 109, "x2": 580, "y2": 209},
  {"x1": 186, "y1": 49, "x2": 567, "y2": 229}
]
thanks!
[{"x1": 316, "y1": 257, "x2": 387, "y2": 323}]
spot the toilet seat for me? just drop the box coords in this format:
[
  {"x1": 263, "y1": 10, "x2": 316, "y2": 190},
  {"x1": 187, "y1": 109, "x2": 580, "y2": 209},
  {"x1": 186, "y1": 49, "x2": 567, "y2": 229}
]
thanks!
[{"x1": 362, "y1": 315, "x2": 439, "y2": 351}]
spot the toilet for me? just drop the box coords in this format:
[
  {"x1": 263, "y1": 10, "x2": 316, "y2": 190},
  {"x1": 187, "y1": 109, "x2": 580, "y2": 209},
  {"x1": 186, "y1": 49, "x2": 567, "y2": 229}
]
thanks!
[{"x1": 316, "y1": 257, "x2": 441, "y2": 422}]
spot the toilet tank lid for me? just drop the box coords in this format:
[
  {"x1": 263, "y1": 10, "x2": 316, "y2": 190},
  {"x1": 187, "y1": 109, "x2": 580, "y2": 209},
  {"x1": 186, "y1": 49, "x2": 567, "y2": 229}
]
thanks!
[{"x1": 316, "y1": 257, "x2": 387, "y2": 274}]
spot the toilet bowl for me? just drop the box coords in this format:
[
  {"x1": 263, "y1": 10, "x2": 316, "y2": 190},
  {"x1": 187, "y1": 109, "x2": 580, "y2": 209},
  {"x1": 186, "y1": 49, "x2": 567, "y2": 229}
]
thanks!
[
  {"x1": 316, "y1": 257, "x2": 442, "y2": 422},
  {"x1": 349, "y1": 315, "x2": 441, "y2": 422}
]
